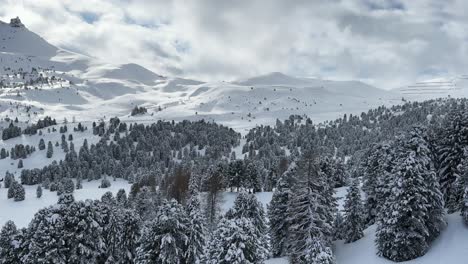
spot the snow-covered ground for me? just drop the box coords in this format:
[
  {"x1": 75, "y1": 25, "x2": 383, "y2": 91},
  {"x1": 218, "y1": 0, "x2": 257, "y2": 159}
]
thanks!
[
  {"x1": 0, "y1": 122, "x2": 99, "y2": 177},
  {"x1": 0, "y1": 178, "x2": 131, "y2": 228},
  {"x1": 334, "y1": 213, "x2": 468, "y2": 264},
  {"x1": 222, "y1": 188, "x2": 468, "y2": 264},
  {"x1": 0, "y1": 18, "x2": 405, "y2": 133},
  {"x1": 1, "y1": 17, "x2": 468, "y2": 264}
]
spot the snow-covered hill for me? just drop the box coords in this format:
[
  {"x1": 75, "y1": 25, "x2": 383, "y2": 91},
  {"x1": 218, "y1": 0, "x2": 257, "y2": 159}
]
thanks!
[
  {"x1": 395, "y1": 76, "x2": 468, "y2": 100},
  {"x1": 0, "y1": 17, "x2": 403, "y2": 132}
]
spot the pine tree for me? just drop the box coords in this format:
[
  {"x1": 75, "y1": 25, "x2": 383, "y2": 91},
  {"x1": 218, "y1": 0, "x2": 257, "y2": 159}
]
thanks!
[
  {"x1": 185, "y1": 196, "x2": 207, "y2": 264},
  {"x1": 304, "y1": 237, "x2": 335, "y2": 264},
  {"x1": 76, "y1": 172, "x2": 83, "y2": 190},
  {"x1": 230, "y1": 191, "x2": 269, "y2": 258},
  {"x1": 342, "y1": 178, "x2": 364, "y2": 243},
  {"x1": 332, "y1": 211, "x2": 344, "y2": 241},
  {"x1": 117, "y1": 208, "x2": 141, "y2": 263},
  {"x1": 12, "y1": 182, "x2": 25, "y2": 201},
  {"x1": 101, "y1": 177, "x2": 111, "y2": 188},
  {"x1": 436, "y1": 105, "x2": 468, "y2": 213},
  {"x1": 116, "y1": 189, "x2": 128, "y2": 206},
  {"x1": 4, "y1": 172, "x2": 14, "y2": 189},
  {"x1": 7, "y1": 180, "x2": 18, "y2": 199},
  {"x1": 375, "y1": 128, "x2": 443, "y2": 262},
  {"x1": 62, "y1": 178, "x2": 75, "y2": 193},
  {"x1": 0, "y1": 220, "x2": 22, "y2": 263},
  {"x1": 38, "y1": 138, "x2": 45, "y2": 150},
  {"x1": 268, "y1": 164, "x2": 294, "y2": 257},
  {"x1": 362, "y1": 142, "x2": 394, "y2": 225},
  {"x1": 412, "y1": 127, "x2": 446, "y2": 241},
  {"x1": 287, "y1": 151, "x2": 336, "y2": 263},
  {"x1": 46, "y1": 141, "x2": 53, "y2": 158},
  {"x1": 58, "y1": 193, "x2": 75, "y2": 205},
  {"x1": 204, "y1": 217, "x2": 266, "y2": 264},
  {"x1": 36, "y1": 185, "x2": 42, "y2": 198},
  {"x1": 24, "y1": 200, "x2": 107, "y2": 263},
  {"x1": 135, "y1": 199, "x2": 189, "y2": 264}
]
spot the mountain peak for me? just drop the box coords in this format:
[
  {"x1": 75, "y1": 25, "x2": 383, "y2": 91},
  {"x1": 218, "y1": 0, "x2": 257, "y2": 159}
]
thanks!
[{"x1": 9, "y1": 17, "x2": 25, "y2": 28}]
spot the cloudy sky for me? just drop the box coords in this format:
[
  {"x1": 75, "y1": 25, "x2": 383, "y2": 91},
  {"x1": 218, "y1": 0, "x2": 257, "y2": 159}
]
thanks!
[{"x1": 1, "y1": 0, "x2": 467, "y2": 89}]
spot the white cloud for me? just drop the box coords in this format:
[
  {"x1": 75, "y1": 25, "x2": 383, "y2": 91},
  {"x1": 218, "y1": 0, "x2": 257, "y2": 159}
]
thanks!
[{"x1": 1, "y1": 0, "x2": 468, "y2": 89}]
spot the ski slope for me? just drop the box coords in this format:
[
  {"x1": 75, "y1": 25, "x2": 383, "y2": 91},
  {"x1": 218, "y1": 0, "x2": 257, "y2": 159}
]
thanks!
[{"x1": 395, "y1": 76, "x2": 468, "y2": 100}]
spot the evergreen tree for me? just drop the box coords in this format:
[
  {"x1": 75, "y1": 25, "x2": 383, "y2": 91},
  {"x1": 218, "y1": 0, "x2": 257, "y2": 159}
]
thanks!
[
  {"x1": 4, "y1": 172, "x2": 14, "y2": 189},
  {"x1": 116, "y1": 189, "x2": 128, "y2": 206},
  {"x1": 76, "y1": 173, "x2": 83, "y2": 190},
  {"x1": 362, "y1": 142, "x2": 394, "y2": 225},
  {"x1": 436, "y1": 105, "x2": 468, "y2": 212},
  {"x1": 332, "y1": 211, "x2": 344, "y2": 241},
  {"x1": 62, "y1": 178, "x2": 75, "y2": 193},
  {"x1": 0, "y1": 220, "x2": 22, "y2": 263},
  {"x1": 185, "y1": 196, "x2": 207, "y2": 264},
  {"x1": 135, "y1": 199, "x2": 189, "y2": 264},
  {"x1": 204, "y1": 217, "x2": 266, "y2": 264},
  {"x1": 9, "y1": 181, "x2": 25, "y2": 201},
  {"x1": 229, "y1": 191, "x2": 269, "y2": 258},
  {"x1": 101, "y1": 177, "x2": 111, "y2": 188},
  {"x1": 36, "y1": 185, "x2": 42, "y2": 198},
  {"x1": 38, "y1": 138, "x2": 45, "y2": 150},
  {"x1": 375, "y1": 129, "x2": 443, "y2": 262},
  {"x1": 268, "y1": 165, "x2": 294, "y2": 257},
  {"x1": 46, "y1": 141, "x2": 53, "y2": 158},
  {"x1": 24, "y1": 200, "x2": 107, "y2": 263},
  {"x1": 342, "y1": 178, "x2": 364, "y2": 243},
  {"x1": 287, "y1": 151, "x2": 336, "y2": 263}
]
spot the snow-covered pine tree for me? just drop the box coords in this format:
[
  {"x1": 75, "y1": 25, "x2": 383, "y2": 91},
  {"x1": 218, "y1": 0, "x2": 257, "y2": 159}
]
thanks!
[
  {"x1": 76, "y1": 172, "x2": 83, "y2": 189},
  {"x1": 376, "y1": 128, "x2": 443, "y2": 261},
  {"x1": 117, "y1": 208, "x2": 141, "y2": 263},
  {"x1": 410, "y1": 127, "x2": 446, "y2": 241},
  {"x1": 36, "y1": 185, "x2": 42, "y2": 198},
  {"x1": 101, "y1": 177, "x2": 111, "y2": 188},
  {"x1": 204, "y1": 217, "x2": 266, "y2": 264},
  {"x1": 342, "y1": 178, "x2": 365, "y2": 243},
  {"x1": 332, "y1": 211, "x2": 344, "y2": 241},
  {"x1": 245, "y1": 162, "x2": 262, "y2": 192},
  {"x1": 436, "y1": 104, "x2": 468, "y2": 213},
  {"x1": 46, "y1": 141, "x2": 53, "y2": 158},
  {"x1": 268, "y1": 163, "x2": 295, "y2": 257},
  {"x1": 362, "y1": 142, "x2": 394, "y2": 226},
  {"x1": 38, "y1": 138, "x2": 45, "y2": 150},
  {"x1": 13, "y1": 182, "x2": 25, "y2": 201},
  {"x1": 229, "y1": 191, "x2": 269, "y2": 258},
  {"x1": 304, "y1": 236, "x2": 335, "y2": 264},
  {"x1": 62, "y1": 178, "x2": 75, "y2": 193},
  {"x1": 185, "y1": 196, "x2": 207, "y2": 264},
  {"x1": 24, "y1": 200, "x2": 107, "y2": 263},
  {"x1": 204, "y1": 165, "x2": 224, "y2": 232},
  {"x1": 0, "y1": 220, "x2": 22, "y2": 263},
  {"x1": 58, "y1": 192, "x2": 75, "y2": 205},
  {"x1": 116, "y1": 189, "x2": 128, "y2": 206},
  {"x1": 4, "y1": 172, "x2": 14, "y2": 188},
  {"x1": 287, "y1": 151, "x2": 336, "y2": 263},
  {"x1": 135, "y1": 199, "x2": 189, "y2": 264}
]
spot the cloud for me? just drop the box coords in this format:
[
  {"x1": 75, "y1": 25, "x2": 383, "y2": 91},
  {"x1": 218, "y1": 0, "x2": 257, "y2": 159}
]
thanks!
[{"x1": 1, "y1": 0, "x2": 468, "y2": 89}]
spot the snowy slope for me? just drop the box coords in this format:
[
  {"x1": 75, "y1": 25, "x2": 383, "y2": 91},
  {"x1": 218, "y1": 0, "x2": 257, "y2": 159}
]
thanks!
[
  {"x1": 395, "y1": 76, "x2": 468, "y2": 100},
  {"x1": 0, "y1": 18, "x2": 403, "y2": 132},
  {"x1": 216, "y1": 188, "x2": 468, "y2": 264}
]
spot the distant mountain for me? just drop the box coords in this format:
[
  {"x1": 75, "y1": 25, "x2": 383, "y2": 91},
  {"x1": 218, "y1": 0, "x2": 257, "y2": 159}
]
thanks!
[{"x1": 0, "y1": 17, "x2": 401, "y2": 131}]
